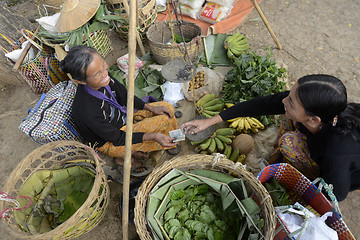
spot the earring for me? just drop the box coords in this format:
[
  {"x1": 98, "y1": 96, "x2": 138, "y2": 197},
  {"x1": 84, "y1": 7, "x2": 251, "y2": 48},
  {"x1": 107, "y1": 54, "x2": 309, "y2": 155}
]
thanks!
[{"x1": 332, "y1": 115, "x2": 338, "y2": 127}]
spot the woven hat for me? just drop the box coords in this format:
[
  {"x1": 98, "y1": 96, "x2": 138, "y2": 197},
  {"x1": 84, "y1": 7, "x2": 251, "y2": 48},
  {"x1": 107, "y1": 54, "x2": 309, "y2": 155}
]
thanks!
[{"x1": 56, "y1": 0, "x2": 101, "y2": 33}]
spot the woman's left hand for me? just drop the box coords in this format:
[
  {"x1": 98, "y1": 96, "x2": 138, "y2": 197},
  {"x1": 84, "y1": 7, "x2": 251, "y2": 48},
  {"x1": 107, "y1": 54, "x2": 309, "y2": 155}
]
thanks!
[{"x1": 145, "y1": 104, "x2": 174, "y2": 118}]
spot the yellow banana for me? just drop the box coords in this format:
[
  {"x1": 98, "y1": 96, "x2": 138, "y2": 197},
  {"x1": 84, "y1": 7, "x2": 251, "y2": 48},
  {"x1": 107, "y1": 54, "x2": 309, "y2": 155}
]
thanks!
[
  {"x1": 216, "y1": 135, "x2": 232, "y2": 145},
  {"x1": 227, "y1": 116, "x2": 241, "y2": 123},
  {"x1": 196, "y1": 93, "x2": 216, "y2": 107},
  {"x1": 199, "y1": 138, "x2": 211, "y2": 150},
  {"x1": 244, "y1": 118, "x2": 252, "y2": 130},
  {"x1": 238, "y1": 117, "x2": 245, "y2": 131},
  {"x1": 236, "y1": 154, "x2": 247, "y2": 164},
  {"x1": 251, "y1": 127, "x2": 259, "y2": 133},
  {"x1": 230, "y1": 117, "x2": 241, "y2": 128},
  {"x1": 216, "y1": 127, "x2": 236, "y2": 136},
  {"x1": 214, "y1": 137, "x2": 224, "y2": 152},
  {"x1": 203, "y1": 98, "x2": 221, "y2": 108},
  {"x1": 225, "y1": 103, "x2": 235, "y2": 108},
  {"x1": 250, "y1": 117, "x2": 265, "y2": 129}
]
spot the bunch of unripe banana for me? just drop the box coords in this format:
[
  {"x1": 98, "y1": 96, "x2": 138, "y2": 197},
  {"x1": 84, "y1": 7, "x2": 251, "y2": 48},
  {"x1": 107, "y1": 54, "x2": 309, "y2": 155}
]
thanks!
[
  {"x1": 228, "y1": 116, "x2": 265, "y2": 134},
  {"x1": 224, "y1": 32, "x2": 250, "y2": 60},
  {"x1": 195, "y1": 93, "x2": 224, "y2": 118}
]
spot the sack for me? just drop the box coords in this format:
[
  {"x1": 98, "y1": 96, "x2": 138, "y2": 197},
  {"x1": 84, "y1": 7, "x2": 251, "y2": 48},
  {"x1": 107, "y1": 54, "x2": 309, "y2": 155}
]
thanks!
[
  {"x1": 19, "y1": 81, "x2": 83, "y2": 144},
  {"x1": 0, "y1": 29, "x2": 54, "y2": 94}
]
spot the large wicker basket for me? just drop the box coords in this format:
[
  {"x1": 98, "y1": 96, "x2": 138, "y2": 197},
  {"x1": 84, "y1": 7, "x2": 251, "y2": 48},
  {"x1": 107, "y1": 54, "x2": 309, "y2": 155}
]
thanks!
[
  {"x1": 146, "y1": 20, "x2": 203, "y2": 65},
  {"x1": 134, "y1": 154, "x2": 276, "y2": 240},
  {"x1": 1, "y1": 141, "x2": 110, "y2": 239},
  {"x1": 106, "y1": 0, "x2": 157, "y2": 40}
]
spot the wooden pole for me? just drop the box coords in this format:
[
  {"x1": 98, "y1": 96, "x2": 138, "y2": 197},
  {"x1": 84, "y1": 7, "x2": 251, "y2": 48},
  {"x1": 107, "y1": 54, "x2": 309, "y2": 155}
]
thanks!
[
  {"x1": 122, "y1": 0, "x2": 137, "y2": 237},
  {"x1": 12, "y1": 26, "x2": 40, "y2": 71},
  {"x1": 251, "y1": 0, "x2": 282, "y2": 50},
  {"x1": 122, "y1": 0, "x2": 146, "y2": 56}
]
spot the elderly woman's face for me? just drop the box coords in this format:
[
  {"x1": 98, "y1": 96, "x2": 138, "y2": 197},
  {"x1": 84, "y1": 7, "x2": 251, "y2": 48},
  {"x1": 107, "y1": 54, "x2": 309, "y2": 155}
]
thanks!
[{"x1": 85, "y1": 53, "x2": 110, "y2": 90}]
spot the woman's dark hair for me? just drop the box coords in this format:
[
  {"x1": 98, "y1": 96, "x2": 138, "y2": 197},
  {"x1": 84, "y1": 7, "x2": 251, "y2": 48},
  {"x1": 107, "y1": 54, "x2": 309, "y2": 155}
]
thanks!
[
  {"x1": 60, "y1": 45, "x2": 98, "y2": 82},
  {"x1": 297, "y1": 74, "x2": 360, "y2": 139}
]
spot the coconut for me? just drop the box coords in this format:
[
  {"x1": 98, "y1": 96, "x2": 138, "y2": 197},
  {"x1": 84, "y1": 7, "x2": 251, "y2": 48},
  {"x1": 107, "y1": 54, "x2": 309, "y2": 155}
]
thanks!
[{"x1": 232, "y1": 134, "x2": 255, "y2": 155}]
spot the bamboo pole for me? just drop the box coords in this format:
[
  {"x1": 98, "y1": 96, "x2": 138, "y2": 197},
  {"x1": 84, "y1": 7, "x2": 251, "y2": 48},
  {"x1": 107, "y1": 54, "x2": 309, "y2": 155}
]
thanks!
[
  {"x1": 122, "y1": 0, "x2": 137, "y2": 238},
  {"x1": 250, "y1": 0, "x2": 282, "y2": 50}
]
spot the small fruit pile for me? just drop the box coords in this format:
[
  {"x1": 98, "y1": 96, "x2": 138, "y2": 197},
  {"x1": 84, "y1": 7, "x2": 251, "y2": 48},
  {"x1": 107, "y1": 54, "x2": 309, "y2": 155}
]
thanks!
[
  {"x1": 224, "y1": 33, "x2": 250, "y2": 60},
  {"x1": 195, "y1": 93, "x2": 224, "y2": 118},
  {"x1": 228, "y1": 116, "x2": 264, "y2": 134},
  {"x1": 188, "y1": 71, "x2": 205, "y2": 91}
]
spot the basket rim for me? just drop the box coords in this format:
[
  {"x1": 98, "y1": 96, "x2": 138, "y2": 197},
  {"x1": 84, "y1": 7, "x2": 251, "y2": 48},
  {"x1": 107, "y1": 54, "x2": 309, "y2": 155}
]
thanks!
[
  {"x1": 1, "y1": 140, "x2": 110, "y2": 240},
  {"x1": 134, "y1": 153, "x2": 276, "y2": 240}
]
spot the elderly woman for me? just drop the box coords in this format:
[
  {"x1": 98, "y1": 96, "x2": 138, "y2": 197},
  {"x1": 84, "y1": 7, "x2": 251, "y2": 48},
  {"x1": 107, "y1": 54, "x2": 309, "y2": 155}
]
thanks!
[
  {"x1": 60, "y1": 45, "x2": 179, "y2": 174},
  {"x1": 181, "y1": 74, "x2": 360, "y2": 201}
]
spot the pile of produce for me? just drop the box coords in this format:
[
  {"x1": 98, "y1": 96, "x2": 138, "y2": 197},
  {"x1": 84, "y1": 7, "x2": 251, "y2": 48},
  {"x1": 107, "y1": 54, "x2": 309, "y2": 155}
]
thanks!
[
  {"x1": 147, "y1": 169, "x2": 265, "y2": 240},
  {"x1": 228, "y1": 116, "x2": 265, "y2": 134},
  {"x1": 223, "y1": 33, "x2": 250, "y2": 61},
  {"x1": 222, "y1": 49, "x2": 287, "y2": 126},
  {"x1": 195, "y1": 93, "x2": 224, "y2": 118},
  {"x1": 188, "y1": 70, "x2": 205, "y2": 91}
]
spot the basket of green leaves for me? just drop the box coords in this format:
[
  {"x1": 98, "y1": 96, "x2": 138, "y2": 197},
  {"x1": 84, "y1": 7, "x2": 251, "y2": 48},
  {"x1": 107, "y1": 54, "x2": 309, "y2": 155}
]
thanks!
[{"x1": 134, "y1": 154, "x2": 276, "y2": 240}]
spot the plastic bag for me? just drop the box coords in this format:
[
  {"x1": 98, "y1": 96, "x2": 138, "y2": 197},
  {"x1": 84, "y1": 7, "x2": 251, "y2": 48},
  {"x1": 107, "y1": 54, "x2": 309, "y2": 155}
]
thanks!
[
  {"x1": 163, "y1": 81, "x2": 185, "y2": 106},
  {"x1": 177, "y1": 4, "x2": 202, "y2": 19},
  {"x1": 181, "y1": 66, "x2": 224, "y2": 101},
  {"x1": 206, "y1": 0, "x2": 236, "y2": 8},
  {"x1": 179, "y1": 0, "x2": 205, "y2": 10},
  {"x1": 301, "y1": 212, "x2": 338, "y2": 240},
  {"x1": 36, "y1": 13, "x2": 60, "y2": 34},
  {"x1": 198, "y1": 2, "x2": 232, "y2": 24},
  {"x1": 117, "y1": 53, "x2": 145, "y2": 76},
  {"x1": 4, "y1": 40, "x2": 35, "y2": 63}
]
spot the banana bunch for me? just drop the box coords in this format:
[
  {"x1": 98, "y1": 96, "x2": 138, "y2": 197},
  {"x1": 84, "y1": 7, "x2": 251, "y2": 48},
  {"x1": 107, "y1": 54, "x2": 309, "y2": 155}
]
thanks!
[
  {"x1": 191, "y1": 128, "x2": 236, "y2": 154},
  {"x1": 224, "y1": 33, "x2": 250, "y2": 60},
  {"x1": 228, "y1": 116, "x2": 265, "y2": 134},
  {"x1": 195, "y1": 93, "x2": 224, "y2": 118}
]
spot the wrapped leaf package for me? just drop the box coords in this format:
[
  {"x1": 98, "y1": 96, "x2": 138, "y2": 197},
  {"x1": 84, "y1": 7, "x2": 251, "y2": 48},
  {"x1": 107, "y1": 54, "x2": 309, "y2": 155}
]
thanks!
[{"x1": 135, "y1": 154, "x2": 276, "y2": 240}]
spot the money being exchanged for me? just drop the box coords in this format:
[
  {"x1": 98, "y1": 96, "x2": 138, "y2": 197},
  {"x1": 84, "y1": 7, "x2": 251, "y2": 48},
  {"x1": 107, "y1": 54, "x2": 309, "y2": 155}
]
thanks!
[{"x1": 169, "y1": 129, "x2": 185, "y2": 142}]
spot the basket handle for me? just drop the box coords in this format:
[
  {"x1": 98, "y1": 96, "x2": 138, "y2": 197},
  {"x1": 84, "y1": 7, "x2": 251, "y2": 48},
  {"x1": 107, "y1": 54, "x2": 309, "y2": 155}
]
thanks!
[
  {"x1": 20, "y1": 28, "x2": 43, "y2": 51},
  {"x1": 312, "y1": 177, "x2": 342, "y2": 217},
  {"x1": 0, "y1": 33, "x2": 15, "y2": 54},
  {"x1": 275, "y1": 204, "x2": 311, "y2": 239}
]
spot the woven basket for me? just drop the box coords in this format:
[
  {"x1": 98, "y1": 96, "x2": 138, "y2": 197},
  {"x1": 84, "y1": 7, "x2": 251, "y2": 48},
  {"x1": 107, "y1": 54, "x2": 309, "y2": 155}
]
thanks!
[
  {"x1": 1, "y1": 141, "x2": 110, "y2": 240},
  {"x1": 134, "y1": 154, "x2": 276, "y2": 240},
  {"x1": 146, "y1": 20, "x2": 203, "y2": 65},
  {"x1": 106, "y1": 0, "x2": 157, "y2": 40},
  {"x1": 83, "y1": 30, "x2": 113, "y2": 58}
]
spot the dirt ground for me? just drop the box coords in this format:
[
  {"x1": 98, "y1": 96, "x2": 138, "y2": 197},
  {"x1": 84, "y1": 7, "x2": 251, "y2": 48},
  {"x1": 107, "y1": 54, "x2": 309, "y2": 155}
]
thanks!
[{"x1": 0, "y1": 0, "x2": 359, "y2": 239}]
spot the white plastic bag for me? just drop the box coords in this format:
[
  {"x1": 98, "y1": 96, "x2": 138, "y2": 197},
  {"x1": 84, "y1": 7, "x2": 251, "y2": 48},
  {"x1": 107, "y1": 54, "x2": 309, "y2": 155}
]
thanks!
[
  {"x1": 163, "y1": 81, "x2": 185, "y2": 106},
  {"x1": 206, "y1": 0, "x2": 236, "y2": 8},
  {"x1": 177, "y1": 4, "x2": 202, "y2": 19},
  {"x1": 5, "y1": 40, "x2": 35, "y2": 63},
  {"x1": 301, "y1": 212, "x2": 338, "y2": 240},
  {"x1": 181, "y1": 66, "x2": 224, "y2": 102},
  {"x1": 179, "y1": 0, "x2": 205, "y2": 10},
  {"x1": 36, "y1": 13, "x2": 60, "y2": 34},
  {"x1": 198, "y1": 2, "x2": 232, "y2": 24}
]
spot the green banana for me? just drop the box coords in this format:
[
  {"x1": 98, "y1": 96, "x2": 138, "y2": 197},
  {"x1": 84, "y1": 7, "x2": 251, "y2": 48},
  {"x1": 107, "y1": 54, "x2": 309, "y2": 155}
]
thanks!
[
  {"x1": 203, "y1": 103, "x2": 224, "y2": 112},
  {"x1": 196, "y1": 93, "x2": 216, "y2": 107},
  {"x1": 202, "y1": 111, "x2": 213, "y2": 119},
  {"x1": 215, "y1": 128, "x2": 236, "y2": 136},
  {"x1": 207, "y1": 138, "x2": 217, "y2": 154},
  {"x1": 202, "y1": 98, "x2": 221, "y2": 108},
  {"x1": 214, "y1": 137, "x2": 224, "y2": 152},
  {"x1": 224, "y1": 33, "x2": 244, "y2": 49},
  {"x1": 224, "y1": 144, "x2": 232, "y2": 159},
  {"x1": 216, "y1": 135, "x2": 232, "y2": 145},
  {"x1": 227, "y1": 49, "x2": 237, "y2": 60},
  {"x1": 229, "y1": 149, "x2": 240, "y2": 162},
  {"x1": 199, "y1": 138, "x2": 212, "y2": 150},
  {"x1": 203, "y1": 110, "x2": 220, "y2": 117},
  {"x1": 191, "y1": 139, "x2": 206, "y2": 145}
]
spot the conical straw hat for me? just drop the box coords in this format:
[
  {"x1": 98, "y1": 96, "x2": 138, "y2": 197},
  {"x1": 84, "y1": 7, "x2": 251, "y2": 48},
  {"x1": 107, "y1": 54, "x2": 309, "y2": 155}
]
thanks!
[{"x1": 56, "y1": 0, "x2": 101, "y2": 33}]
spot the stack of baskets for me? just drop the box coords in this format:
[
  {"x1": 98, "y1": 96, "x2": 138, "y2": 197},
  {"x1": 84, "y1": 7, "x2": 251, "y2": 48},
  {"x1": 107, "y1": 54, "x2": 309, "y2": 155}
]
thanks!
[
  {"x1": 1, "y1": 141, "x2": 109, "y2": 239},
  {"x1": 146, "y1": 20, "x2": 203, "y2": 65},
  {"x1": 134, "y1": 154, "x2": 277, "y2": 240},
  {"x1": 106, "y1": 0, "x2": 157, "y2": 40}
]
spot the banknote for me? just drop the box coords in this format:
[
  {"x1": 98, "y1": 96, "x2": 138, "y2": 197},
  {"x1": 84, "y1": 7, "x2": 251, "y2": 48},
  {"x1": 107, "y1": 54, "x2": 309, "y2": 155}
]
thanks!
[{"x1": 169, "y1": 129, "x2": 185, "y2": 142}]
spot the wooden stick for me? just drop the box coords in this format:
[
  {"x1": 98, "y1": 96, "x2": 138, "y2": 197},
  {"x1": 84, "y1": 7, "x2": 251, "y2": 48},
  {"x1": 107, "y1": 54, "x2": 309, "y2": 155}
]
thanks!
[
  {"x1": 122, "y1": 0, "x2": 137, "y2": 238},
  {"x1": 12, "y1": 26, "x2": 40, "y2": 71},
  {"x1": 122, "y1": 0, "x2": 146, "y2": 56},
  {"x1": 251, "y1": 0, "x2": 282, "y2": 50}
]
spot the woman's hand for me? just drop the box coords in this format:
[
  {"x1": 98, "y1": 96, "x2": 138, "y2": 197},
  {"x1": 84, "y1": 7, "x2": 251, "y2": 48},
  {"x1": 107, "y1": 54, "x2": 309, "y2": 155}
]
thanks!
[
  {"x1": 143, "y1": 133, "x2": 177, "y2": 147},
  {"x1": 181, "y1": 115, "x2": 223, "y2": 134},
  {"x1": 144, "y1": 104, "x2": 174, "y2": 118}
]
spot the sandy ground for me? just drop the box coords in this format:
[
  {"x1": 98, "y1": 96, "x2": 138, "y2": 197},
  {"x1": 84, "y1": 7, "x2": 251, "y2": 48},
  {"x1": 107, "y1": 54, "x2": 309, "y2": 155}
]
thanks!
[{"x1": 0, "y1": 0, "x2": 359, "y2": 239}]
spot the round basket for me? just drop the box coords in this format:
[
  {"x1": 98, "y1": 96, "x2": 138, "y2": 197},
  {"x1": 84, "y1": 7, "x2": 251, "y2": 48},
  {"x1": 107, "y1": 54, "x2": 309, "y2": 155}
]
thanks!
[
  {"x1": 1, "y1": 141, "x2": 110, "y2": 240},
  {"x1": 106, "y1": 0, "x2": 157, "y2": 40},
  {"x1": 84, "y1": 30, "x2": 113, "y2": 58},
  {"x1": 146, "y1": 20, "x2": 203, "y2": 65},
  {"x1": 134, "y1": 154, "x2": 276, "y2": 240}
]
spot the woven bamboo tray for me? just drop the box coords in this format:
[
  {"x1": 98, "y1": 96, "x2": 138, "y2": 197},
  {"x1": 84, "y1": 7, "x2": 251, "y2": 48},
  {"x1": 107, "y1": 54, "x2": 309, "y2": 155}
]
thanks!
[
  {"x1": 146, "y1": 20, "x2": 203, "y2": 65},
  {"x1": 1, "y1": 141, "x2": 110, "y2": 240},
  {"x1": 134, "y1": 154, "x2": 276, "y2": 240}
]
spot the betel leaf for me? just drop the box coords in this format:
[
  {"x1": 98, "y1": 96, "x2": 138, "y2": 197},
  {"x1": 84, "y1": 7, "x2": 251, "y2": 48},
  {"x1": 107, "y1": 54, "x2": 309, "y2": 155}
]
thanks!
[
  {"x1": 164, "y1": 218, "x2": 181, "y2": 232},
  {"x1": 198, "y1": 205, "x2": 216, "y2": 224},
  {"x1": 174, "y1": 227, "x2": 192, "y2": 240}
]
